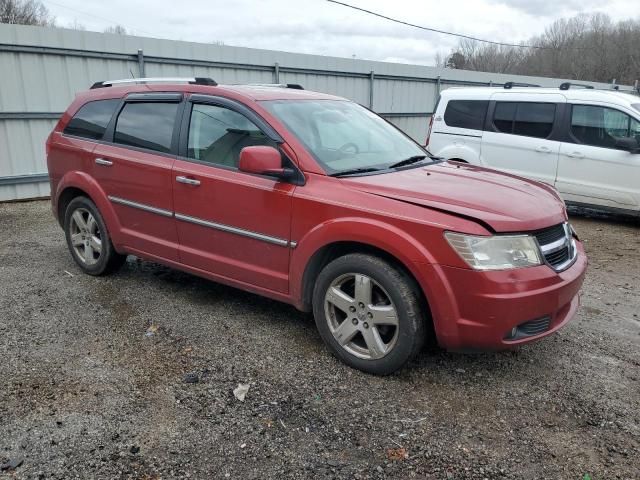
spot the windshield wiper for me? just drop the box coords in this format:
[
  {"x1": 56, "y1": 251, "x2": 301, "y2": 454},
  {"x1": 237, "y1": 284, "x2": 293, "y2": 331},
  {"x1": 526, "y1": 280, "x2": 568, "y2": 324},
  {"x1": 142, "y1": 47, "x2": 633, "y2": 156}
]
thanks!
[
  {"x1": 388, "y1": 155, "x2": 428, "y2": 169},
  {"x1": 329, "y1": 167, "x2": 382, "y2": 177}
]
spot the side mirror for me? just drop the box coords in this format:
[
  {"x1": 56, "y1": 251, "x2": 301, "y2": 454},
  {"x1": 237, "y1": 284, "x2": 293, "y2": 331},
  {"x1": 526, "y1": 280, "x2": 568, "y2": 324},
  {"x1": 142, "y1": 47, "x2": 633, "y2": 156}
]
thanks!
[
  {"x1": 238, "y1": 146, "x2": 295, "y2": 180},
  {"x1": 613, "y1": 136, "x2": 640, "y2": 153}
]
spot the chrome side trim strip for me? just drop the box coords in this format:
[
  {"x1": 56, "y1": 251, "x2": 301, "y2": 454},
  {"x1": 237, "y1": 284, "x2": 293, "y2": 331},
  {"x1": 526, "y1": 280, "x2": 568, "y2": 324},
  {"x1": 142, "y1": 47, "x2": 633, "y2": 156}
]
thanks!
[
  {"x1": 108, "y1": 196, "x2": 173, "y2": 218},
  {"x1": 289, "y1": 241, "x2": 297, "y2": 249},
  {"x1": 174, "y1": 213, "x2": 289, "y2": 247}
]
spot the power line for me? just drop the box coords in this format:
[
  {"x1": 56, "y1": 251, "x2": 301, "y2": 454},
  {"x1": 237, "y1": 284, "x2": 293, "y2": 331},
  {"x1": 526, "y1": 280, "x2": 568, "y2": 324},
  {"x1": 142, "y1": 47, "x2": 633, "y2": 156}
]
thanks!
[
  {"x1": 43, "y1": 0, "x2": 155, "y2": 36},
  {"x1": 326, "y1": 0, "x2": 552, "y2": 50}
]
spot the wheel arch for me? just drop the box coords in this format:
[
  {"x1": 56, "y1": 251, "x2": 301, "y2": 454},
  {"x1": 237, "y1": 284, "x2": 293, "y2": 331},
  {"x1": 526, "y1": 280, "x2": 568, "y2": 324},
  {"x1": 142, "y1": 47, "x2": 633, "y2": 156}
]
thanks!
[
  {"x1": 436, "y1": 143, "x2": 480, "y2": 165},
  {"x1": 54, "y1": 171, "x2": 123, "y2": 247},
  {"x1": 300, "y1": 239, "x2": 427, "y2": 307},
  {"x1": 291, "y1": 216, "x2": 437, "y2": 334},
  {"x1": 56, "y1": 186, "x2": 88, "y2": 227}
]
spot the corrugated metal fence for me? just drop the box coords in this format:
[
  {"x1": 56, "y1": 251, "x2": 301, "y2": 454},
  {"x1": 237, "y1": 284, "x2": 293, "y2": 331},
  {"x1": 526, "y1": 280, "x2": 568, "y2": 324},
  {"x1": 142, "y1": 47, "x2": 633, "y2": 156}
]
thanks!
[{"x1": 0, "y1": 23, "x2": 629, "y2": 201}]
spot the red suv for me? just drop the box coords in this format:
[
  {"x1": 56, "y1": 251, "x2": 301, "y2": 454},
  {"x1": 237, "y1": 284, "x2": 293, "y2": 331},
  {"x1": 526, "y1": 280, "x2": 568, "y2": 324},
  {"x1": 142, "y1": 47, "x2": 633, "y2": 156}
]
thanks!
[{"x1": 47, "y1": 78, "x2": 587, "y2": 374}]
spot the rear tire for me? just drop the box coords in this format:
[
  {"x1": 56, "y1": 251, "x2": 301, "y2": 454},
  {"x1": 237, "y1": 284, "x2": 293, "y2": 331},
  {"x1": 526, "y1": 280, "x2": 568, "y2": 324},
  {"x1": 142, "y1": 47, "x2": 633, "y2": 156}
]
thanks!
[
  {"x1": 64, "y1": 196, "x2": 126, "y2": 276},
  {"x1": 312, "y1": 253, "x2": 426, "y2": 375}
]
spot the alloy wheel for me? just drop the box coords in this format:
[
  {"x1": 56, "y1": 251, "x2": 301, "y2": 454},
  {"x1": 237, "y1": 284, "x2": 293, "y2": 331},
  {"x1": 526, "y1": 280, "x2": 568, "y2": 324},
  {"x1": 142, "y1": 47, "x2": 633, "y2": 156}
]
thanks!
[
  {"x1": 69, "y1": 208, "x2": 102, "y2": 265},
  {"x1": 324, "y1": 273, "x2": 399, "y2": 360}
]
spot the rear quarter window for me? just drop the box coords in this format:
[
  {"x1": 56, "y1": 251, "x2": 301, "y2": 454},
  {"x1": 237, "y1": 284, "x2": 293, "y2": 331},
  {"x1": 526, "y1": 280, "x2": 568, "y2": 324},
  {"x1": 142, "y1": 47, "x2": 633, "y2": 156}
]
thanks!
[
  {"x1": 63, "y1": 99, "x2": 120, "y2": 140},
  {"x1": 443, "y1": 100, "x2": 488, "y2": 130}
]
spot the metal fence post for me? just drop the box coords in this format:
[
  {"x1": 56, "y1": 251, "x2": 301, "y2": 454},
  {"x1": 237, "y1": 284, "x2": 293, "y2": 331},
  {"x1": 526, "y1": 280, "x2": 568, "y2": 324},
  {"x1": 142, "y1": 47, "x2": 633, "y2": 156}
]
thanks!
[
  {"x1": 434, "y1": 75, "x2": 441, "y2": 108},
  {"x1": 274, "y1": 62, "x2": 280, "y2": 83},
  {"x1": 137, "y1": 49, "x2": 145, "y2": 77},
  {"x1": 369, "y1": 70, "x2": 375, "y2": 109}
]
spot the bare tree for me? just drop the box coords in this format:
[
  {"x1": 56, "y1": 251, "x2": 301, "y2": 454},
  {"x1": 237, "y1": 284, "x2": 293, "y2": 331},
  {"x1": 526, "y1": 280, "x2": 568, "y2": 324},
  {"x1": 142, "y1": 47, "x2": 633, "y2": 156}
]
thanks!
[
  {"x1": 0, "y1": 0, "x2": 54, "y2": 26},
  {"x1": 104, "y1": 24, "x2": 126, "y2": 35},
  {"x1": 445, "y1": 13, "x2": 640, "y2": 85},
  {"x1": 67, "y1": 19, "x2": 86, "y2": 30}
]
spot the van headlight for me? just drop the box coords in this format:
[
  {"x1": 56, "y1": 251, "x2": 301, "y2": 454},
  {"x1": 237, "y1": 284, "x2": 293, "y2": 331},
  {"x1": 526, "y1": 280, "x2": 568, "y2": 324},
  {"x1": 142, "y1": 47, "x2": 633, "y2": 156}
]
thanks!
[{"x1": 444, "y1": 232, "x2": 542, "y2": 271}]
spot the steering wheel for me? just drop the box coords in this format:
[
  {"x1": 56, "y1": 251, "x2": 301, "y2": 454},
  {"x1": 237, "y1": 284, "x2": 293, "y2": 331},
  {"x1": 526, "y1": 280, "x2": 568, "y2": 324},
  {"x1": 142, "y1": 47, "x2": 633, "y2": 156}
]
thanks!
[{"x1": 338, "y1": 142, "x2": 359, "y2": 155}]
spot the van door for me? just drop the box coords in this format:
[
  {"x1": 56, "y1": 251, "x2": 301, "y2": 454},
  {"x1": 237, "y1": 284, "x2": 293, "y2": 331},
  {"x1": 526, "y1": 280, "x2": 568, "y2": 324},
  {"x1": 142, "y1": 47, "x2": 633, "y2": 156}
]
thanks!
[
  {"x1": 481, "y1": 93, "x2": 564, "y2": 186},
  {"x1": 556, "y1": 103, "x2": 640, "y2": 211}
]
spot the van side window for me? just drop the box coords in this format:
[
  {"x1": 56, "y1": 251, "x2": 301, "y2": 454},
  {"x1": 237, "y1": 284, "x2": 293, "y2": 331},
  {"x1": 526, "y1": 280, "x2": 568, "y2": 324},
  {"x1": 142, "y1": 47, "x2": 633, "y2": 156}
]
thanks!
[
  {"x1": 571, "y1": 105, "x2": 640, "y2": 149},
  {"x1": 63, "y1": 99, "x2": 120, "y2": 140},
  {"x1": 493, "y1": 102, "x2": 517, "y2": 134},
  {"x1": 187, "y1": 103, "x2": 276, "y2": 168},
  {"x1": 443, "y1": 100, "x2": 488, "y2": 130},
  {"x1": 493, "y1": 102, "x2": 555, "y2": 139},
  {"x1": 514, "y1": 103, "x2": 555, "y2": 138},
  {"x1": 114, "y1": 102, "x2": 179, "y2": 153}
]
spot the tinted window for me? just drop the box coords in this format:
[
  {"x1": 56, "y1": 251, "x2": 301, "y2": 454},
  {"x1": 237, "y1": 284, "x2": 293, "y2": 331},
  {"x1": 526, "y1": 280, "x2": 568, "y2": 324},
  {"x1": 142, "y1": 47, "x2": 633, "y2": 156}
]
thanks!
[
  {"x1": 63, "y1": 99, "x2": 119, "y2": 140},
  {"x1": 493, "y1": 102, "x2": 516, "y2": 133},
  {"x1": 114, "y1": 102, "x2": 179, "y2": 153},
  {"x1": 493, "y1": 102, "x2": 555, "y2": 138},
  {"x1": 513, "y1": 103, "x2": 555, "y2": 138},
  {"x1": 443, "y1": 100, "x2": 488, "y2": 130},
  {"x1": 187, "y1": 104, "x2": 277, "y2": 168},
  {"x1": 571, "y1": 105, "x2": 640, "y2": 148}
]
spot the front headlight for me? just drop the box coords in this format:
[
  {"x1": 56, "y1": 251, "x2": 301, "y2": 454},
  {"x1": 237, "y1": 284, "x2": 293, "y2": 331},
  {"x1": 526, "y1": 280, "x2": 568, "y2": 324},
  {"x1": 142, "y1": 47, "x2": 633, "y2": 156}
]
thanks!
[{"x1": 444, "y1": 232, "x2": 542, "y2": 271}]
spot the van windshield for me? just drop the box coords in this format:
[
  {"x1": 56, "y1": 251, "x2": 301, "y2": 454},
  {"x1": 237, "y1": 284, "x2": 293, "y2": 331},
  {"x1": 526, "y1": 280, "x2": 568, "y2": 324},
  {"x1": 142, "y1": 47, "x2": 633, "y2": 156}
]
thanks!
[{"x1": 261, "y1": 100, "x2": 430, "y2": 175}]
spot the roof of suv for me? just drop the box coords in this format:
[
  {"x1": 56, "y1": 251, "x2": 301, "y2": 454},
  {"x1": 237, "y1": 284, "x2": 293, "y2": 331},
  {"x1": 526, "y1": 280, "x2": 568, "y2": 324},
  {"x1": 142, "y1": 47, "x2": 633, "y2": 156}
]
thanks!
[
  {"x1": 440, "y1": 87, "x2": 640, "y2": 109},
  {"x1": 78, "y1": 81, "x2": 342, "y2": 103}
]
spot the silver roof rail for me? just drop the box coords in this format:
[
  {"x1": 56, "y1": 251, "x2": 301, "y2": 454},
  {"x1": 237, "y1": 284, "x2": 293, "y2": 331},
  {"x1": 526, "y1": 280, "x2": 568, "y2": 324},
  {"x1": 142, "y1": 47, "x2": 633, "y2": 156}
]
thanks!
[
  {"x1": 90, "y1": 77, "x2": 217, "y2": 89},
  {"x1": 503, "y1": 82, "x2": 541, "y2": 89},
  {"x1": 240, "y1": 83, "x2": 304, "y2": 90}
]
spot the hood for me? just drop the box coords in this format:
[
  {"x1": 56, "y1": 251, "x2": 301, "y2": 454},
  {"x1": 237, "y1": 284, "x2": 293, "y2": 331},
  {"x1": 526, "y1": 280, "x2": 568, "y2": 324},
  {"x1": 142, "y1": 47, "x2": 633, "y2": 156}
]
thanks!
[{"x1": 343, "y1": 162, "x2": 567, "y2": 232}]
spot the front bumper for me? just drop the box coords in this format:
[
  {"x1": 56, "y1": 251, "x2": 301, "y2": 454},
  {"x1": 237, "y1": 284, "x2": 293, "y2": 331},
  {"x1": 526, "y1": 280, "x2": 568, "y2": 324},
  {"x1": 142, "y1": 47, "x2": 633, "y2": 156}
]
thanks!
[{"x1": 421, "y1": 242, "x2": 587, "y2": 350}]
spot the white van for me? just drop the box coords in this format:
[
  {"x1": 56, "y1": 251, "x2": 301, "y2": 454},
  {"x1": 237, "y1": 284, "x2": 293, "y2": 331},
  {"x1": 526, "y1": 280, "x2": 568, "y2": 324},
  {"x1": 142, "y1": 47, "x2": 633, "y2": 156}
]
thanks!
[{"x1": 427, "y1": 83, "x2": 640, "y2": 216}]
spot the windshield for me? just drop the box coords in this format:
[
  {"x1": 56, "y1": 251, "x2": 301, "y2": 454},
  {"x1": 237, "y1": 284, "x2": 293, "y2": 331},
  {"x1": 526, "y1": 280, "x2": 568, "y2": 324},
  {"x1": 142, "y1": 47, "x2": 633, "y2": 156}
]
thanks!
[{"x1": 261, "y1": 99, "x2": 429, "y2": 175}]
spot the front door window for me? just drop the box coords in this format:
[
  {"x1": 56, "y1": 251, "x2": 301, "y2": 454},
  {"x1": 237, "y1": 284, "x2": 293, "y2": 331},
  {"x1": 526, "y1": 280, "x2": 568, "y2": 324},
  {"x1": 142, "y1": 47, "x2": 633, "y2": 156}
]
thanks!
[{"x1": 571, "y1": 105, "x2": 640, "y2": 149}]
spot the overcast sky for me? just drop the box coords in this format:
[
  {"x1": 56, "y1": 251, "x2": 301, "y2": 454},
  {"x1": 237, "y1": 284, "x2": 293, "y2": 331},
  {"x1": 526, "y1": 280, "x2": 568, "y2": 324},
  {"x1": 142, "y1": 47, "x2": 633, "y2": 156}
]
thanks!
[{"x1": 44, "y1": 0, "x2": 639, "y2": 65}]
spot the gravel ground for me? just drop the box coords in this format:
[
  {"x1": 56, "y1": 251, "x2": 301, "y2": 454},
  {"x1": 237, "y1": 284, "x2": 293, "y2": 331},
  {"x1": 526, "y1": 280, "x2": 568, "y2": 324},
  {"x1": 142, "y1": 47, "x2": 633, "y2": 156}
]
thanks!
[{"x1": 0, "y1": 200, "x2": 638, "y2": 480}]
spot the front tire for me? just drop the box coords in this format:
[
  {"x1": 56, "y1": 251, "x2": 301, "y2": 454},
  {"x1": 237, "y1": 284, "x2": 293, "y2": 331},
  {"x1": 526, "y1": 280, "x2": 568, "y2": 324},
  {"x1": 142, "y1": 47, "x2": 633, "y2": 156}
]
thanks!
[
  {"x1": 64, "y1": 196, "x2": 126, "y2": 276},
  {"x1": 312, "y1": 253, "x2": 426, "y2": 375}
]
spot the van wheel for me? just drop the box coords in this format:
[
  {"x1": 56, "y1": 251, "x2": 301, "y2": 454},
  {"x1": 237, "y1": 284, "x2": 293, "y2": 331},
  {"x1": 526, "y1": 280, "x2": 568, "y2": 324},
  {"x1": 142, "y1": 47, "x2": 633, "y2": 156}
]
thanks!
[
  {"x1": 64, "y1": 196, "x2": 126, "y2": 276},
  {"x1": 312, "y1": 253, "x2": 426, "y2": 375}
]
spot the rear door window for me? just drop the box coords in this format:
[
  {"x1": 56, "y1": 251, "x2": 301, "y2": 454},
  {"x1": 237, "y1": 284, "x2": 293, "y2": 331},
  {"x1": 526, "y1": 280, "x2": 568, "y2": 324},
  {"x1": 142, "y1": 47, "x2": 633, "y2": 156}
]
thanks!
[
  {"x1": 114, "y1": 102, "x2": 179, "y2": 153},
  {"x1": 63, "y1": 99, "x2": 120, "y2": 140},
  {"x1": 493, "y1": 102, "x2": 555, "y2": 139},
  {"x1": 443, "y1": 100, "x2": 488, "y2": 130}
]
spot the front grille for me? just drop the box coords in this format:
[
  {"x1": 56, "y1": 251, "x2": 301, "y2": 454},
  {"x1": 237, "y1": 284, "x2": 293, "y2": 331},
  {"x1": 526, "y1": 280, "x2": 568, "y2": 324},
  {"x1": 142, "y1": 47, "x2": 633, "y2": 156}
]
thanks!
[
  {"x1": 533, "y1": 223, "x2": 576, "y2": 271},
  {"x1": 534, "y1": 223, "x2": 566, "y2": 245},
  {"x1": 545, "y1": 246, "x2": 570, "y2": 265}
]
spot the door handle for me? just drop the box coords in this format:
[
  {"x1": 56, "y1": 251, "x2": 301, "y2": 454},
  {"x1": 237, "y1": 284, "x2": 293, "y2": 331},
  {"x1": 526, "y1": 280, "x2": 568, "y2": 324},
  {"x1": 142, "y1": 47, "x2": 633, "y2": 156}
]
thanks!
[
  {"x1": 176, "y1": 175, "x2": 201, "y2": 186},
  {"x1": 565, "y1": 151, "x2": 585, "y2": 159},
  {"x1": 535, "y1": 146, "x2": 551, "y2": 153},
  {"x1": 95, "y1": 158, "x2": 113, "y2": 166}
]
